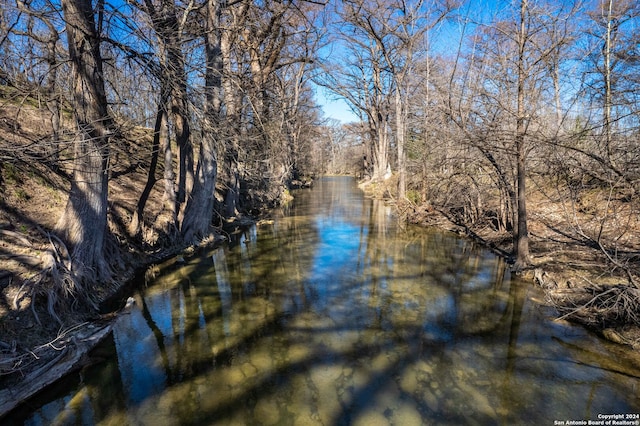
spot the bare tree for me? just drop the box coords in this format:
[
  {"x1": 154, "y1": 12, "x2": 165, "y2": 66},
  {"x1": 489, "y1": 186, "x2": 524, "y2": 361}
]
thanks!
[
  {"x1": 131, "y1": 0, "x2": 196, "y2": 230},
  {"x1": 0, "y1": 0, "x2": 68, "y2": 166},
  {"x1": 442, "y1": 0, "x2": 580, "y2": 269},
  {"x1": 319, "y1": 0, "x2": 453, "y2": 192},
  {"x1": 584, "y1": 0, "x2": 640, "y2": 168},
  {"x1": 56, "y1": 0, "x2": 113, "y2": 288},
  {"x1": 319, "y1": 0, "x2": 393, "y2": 182},
  {"x1": 15, "y1": 0, "x2": 64, "y2": 163},
  {"x1": 219, "y1": 0, "x2": 248, "y2": 217},
  {"x1": 181, "y1": 0, "x2": 222, "y2": 241},
  {"x1": 374, "y1": 0, "x2": 452, "y2": 199},
  {"x1": 217, "y1": 0, "x2": 323, "y2": 214}
]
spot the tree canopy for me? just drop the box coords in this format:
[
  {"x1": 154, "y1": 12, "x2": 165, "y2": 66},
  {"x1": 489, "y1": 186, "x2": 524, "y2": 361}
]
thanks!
[{"x1": 0, "y1": 0, "x2": 639, "y2": 302}]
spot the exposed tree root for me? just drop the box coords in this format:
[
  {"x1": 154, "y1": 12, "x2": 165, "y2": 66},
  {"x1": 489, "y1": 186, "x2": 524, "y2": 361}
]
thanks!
[
  {"x1": 539, "y1": 271, "x2": 640, "y2": 349},
  {"x1": 10, "y1": 227, "x2": 108, "y2": 333},
  {"x1": 0, "y1": 322, "x2": 113, "y2": 416},
  {"x1": 549, "y1": 283, "x2": 640, "y2": 326}
]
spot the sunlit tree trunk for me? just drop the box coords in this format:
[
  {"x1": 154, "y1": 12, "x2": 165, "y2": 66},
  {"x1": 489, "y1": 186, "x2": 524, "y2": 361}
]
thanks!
[
  {"x1": 221, "y1": 11, "x2": 242, "y2": 218},
  {"x1": 513, "y1": 0, "x2": 530, "y2": 270},
  {"x1": 370, "y1": 55, "x2": 390, "y2": 182},
  {"x1": 181, "y1": 0, "x2": 221, "y2": 241},
  {"x1": 56, "y1": 0, "x2": 112, "y2": 284},
  {"x1": 395, "y1": 88, "x2": 406, "y2": 198}
]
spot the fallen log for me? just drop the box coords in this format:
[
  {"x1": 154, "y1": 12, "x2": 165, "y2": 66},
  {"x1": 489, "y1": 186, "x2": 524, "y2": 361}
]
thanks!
[{"x1": 0, "y1": 322, "x2": 113, "y2": 418}]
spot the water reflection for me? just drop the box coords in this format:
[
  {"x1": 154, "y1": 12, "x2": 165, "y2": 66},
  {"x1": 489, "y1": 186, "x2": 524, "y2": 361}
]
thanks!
[{"x1": 10, "y1": 177, "x2": 640, "y2": 425}]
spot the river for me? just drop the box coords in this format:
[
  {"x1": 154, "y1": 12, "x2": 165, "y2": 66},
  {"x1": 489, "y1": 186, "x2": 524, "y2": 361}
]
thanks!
[{"x1": 7, "y1": 176, "x2": 640, "y2": 425}]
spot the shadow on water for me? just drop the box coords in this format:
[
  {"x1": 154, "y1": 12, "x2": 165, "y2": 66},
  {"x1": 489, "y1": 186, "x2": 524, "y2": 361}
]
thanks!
[{"x1": 6, "y1": 176, "x2": 640, "y2": 425}]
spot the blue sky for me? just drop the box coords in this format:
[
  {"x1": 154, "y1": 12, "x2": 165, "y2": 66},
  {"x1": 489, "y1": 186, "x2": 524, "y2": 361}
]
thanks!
[
  {"x1": 314, "y1": 0, "x2": 595, "y2": 125},
  {"x1": 315, "y1": 85, "x2": 359, "y2": 124},
  {"x1": 310, "y1": 0, "x2": 472, "y2": 125}
]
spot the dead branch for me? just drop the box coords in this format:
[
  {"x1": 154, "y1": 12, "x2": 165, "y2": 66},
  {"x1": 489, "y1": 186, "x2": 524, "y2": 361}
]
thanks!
[
  {"x1": 0, "y1": 229, "x2": 33, "y2": 247},
  {"x1": 0, "y1": 322, "x2": 113, "y2": 417},
  {"x1": 548, "y1": 283, "x2": 640, "y2": 328}
]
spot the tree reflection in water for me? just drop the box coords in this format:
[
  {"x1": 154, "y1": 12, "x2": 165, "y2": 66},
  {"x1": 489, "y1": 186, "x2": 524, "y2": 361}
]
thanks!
[{"x1": 11, "y1": 177, "x2": 640, "y2": 426}]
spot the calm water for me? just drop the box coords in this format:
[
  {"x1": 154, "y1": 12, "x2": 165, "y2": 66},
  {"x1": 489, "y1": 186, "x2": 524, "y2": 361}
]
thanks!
[{"x1": 8, "y1": 176, "x2": 640, "y2": 425}]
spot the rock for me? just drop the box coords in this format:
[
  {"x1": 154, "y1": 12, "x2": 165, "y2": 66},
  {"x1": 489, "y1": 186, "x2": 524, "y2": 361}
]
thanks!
[
  {"x1": 603, "y1": 328, "x2": 625, "y2": 345},
  {"x1": 124, "y1": 296, "x2": 136, "y2": 309}
]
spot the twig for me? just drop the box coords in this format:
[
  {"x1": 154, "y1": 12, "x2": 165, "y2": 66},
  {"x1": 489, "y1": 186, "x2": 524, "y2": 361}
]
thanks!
[{"x1": 0, "y1": 229, "x2": 32, "y2": 247}]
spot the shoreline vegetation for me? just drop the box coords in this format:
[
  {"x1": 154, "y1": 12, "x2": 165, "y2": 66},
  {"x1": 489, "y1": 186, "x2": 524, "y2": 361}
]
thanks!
[
  {"x1": 1, "y1": 139, "x2": 639, "y2": 417},
  {"x1": 362, "y1": 177, "x2": 640, "y2": 350},
  {"x1": 1, "y1": 165, "x2": 639, "y2": 417},
  {"x1": 2, "y1": 0, "x2": 640, "y2": 419}
]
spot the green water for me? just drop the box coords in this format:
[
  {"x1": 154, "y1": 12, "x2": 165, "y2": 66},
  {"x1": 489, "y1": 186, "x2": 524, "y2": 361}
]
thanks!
[{"x1": 9, "y1": 177, "x2": 640, "y2": 425}]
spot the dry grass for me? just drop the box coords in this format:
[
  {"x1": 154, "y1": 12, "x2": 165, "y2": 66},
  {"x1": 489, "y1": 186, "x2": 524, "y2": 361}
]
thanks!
[
  {"x1": 2, "y1": 94, "x2": 640, "y2": 407},
  {"x1": 0, "y1": 98, "x2": 170, "y2": 388},
  {"x1": 391, "y1": 174, "x2": 640, "y2": 349}
]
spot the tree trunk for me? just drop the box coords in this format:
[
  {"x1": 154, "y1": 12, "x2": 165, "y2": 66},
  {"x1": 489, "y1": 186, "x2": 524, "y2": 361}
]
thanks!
[
  {"x1": 181, "y1": 0, "x2": 221, "y2": 242},
  {"x1": 514, "y1": 143, "x2": 530, "y2": 269},
  {"x1": 395, "y1": 88, "x2": 406, "y2": 199},
  {"x1": 221, "y1": 26, "x2": 241, "y2": 218},
  {"x1": 368, "y1": 109, "x2": 390, "y2": 182},
  {"x1": 136, "y1": 0, "x2": 193, "y2": 232},
  {"x1": 0, "y1": 324, "x2": 113, "y2": 417},
  {"x1": 513, "y1": 0, "x2": 530, "y2": 270},
  {"x1": 371, "y1": 62, "x2": 390, "y2": 182},
  {"x1": 57, "y1": 0, "x2": 112, "y2": 284},
  {"x1": 162, "y1": 119, "x2": 177, "y2": 227},
  {"x1": 603, "y1": 0, "x2": 614, "y2": 160},
  {"x1": 129, "y1": 95, "x2": 168, "y2": 238},
  {"x1": 171, "y1": 70, "x2": 193, "y2": 225},
  {"x1": 551, "y1": 52, "x2": 563, "y2": 130}
]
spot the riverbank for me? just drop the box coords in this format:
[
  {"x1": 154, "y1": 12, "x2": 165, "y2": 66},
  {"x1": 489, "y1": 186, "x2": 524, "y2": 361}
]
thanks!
[
  {"x1": 0, "y1": 209, "x2": 248, "y2": 417},
  {"x1": 0, "y1": 101, "x2": 258, "y2": 416},
  {"x1": 360, "y1": 177, "x2": 640, "y2": 351},
  {"x1": 1, "y1": 165, "x2": 639, "y2": 417},
  {"x1": 7, "y1": 175, "x2": 639, "y2": 424}
]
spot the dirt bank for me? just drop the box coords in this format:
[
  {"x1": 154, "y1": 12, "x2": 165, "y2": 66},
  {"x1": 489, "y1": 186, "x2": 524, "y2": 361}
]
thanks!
[
  {"x1": 0, "y1": 100, "x2": 228, "y2": 417},
  {"x1": 1, "y1": 156, "x2": 639, "y2": 417},
  {"x1": 362, "y1": 178, "x2": 640, "y2": 351}
]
